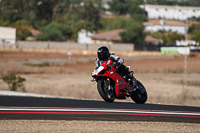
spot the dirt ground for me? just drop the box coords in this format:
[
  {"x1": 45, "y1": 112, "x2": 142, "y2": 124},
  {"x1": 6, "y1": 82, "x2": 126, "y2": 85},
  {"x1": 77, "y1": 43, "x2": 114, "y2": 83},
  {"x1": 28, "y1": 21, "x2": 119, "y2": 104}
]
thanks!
[
  {"x1": 0, "y1": 51, "x2": 200, "y2": 106},
  {"x1": 0, "y1": 51, "x2": 200, "y2": 132},
  {"x1": 0, "y1": 120, "x2": 200, "y2": 133}
]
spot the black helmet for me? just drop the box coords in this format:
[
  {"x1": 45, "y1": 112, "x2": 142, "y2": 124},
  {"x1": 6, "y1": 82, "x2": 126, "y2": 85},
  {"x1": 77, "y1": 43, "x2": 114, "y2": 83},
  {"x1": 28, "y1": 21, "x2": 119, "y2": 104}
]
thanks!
[{"x1": 97, "y1": 46, "x2": 110, "y2": 61}]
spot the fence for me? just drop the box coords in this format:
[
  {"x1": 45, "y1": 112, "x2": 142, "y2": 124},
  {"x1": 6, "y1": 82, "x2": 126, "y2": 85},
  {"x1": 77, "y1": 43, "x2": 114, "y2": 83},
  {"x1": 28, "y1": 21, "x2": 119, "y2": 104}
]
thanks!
[{"x1": 10, "y1": 41, "x2": 135, "y2": 52}]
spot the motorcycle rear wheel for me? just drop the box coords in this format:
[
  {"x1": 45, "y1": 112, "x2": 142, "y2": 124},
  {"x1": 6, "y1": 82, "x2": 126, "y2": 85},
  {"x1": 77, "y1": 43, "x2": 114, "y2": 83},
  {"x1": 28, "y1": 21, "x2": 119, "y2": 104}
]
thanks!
[
  {"x1": 97, "y1": 79, "x2": 115, "y2": 102},
  {"x1": 131, "y1": 80, "x2": 147, "y2": 104}
]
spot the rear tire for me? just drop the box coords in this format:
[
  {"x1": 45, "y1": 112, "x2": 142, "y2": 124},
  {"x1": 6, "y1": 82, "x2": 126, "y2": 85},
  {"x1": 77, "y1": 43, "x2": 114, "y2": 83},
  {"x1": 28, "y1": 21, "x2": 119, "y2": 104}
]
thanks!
[
  {"x1": 97, "y1": 79, "x2": 115, "y2": 102},
  {"x1": 131, "y1": 80, "x2": 147, "y2": 104}
]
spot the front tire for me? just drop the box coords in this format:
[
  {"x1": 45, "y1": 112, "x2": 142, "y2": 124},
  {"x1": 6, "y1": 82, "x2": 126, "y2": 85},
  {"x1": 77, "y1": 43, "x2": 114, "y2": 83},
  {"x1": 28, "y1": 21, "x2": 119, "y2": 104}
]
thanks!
[
  {"x1": 97, "y1": 79, "x2": 115, "y2": 102},
  {"x1": 131, "y1": 80, "x2": 147, "y2": 104}
]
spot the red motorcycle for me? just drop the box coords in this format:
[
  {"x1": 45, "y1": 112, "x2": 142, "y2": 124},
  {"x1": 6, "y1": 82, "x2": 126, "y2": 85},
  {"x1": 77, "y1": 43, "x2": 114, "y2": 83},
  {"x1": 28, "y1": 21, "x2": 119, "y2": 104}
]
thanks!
[{"x1": 91, "y1": 59, "x2": 147, "y2": 103}]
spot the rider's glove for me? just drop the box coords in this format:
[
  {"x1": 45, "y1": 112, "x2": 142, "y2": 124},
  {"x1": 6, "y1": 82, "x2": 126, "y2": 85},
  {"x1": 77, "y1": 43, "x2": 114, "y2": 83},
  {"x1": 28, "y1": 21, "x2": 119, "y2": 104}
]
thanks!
[
  {"x1": 112, "y1": 62, "x2": 121, "y2": 67},
  {"x1": 107, "y1": 60, "x2": 112, "y2": 67}
]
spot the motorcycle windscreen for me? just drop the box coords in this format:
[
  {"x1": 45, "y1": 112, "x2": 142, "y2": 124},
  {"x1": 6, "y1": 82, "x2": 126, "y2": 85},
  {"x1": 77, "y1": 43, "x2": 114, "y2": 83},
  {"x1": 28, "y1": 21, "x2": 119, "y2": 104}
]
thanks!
[{"x1": 92, "y1": 66, "x2": 104, "y2": 76}]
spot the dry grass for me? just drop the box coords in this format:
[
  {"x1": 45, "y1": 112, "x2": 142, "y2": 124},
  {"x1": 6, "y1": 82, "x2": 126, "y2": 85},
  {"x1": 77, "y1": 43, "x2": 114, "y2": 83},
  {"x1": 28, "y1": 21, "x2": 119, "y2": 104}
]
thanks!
[{"x1": 0, "y1": 51, "x2": 200, "y2": 106}]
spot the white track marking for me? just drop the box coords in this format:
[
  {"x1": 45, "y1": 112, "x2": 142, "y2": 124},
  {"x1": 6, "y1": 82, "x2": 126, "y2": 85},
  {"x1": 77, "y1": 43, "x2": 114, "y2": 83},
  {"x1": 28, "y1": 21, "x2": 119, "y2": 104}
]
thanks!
[{"x1": 0, "y1": 107, "x2": 200, "y2": 116}]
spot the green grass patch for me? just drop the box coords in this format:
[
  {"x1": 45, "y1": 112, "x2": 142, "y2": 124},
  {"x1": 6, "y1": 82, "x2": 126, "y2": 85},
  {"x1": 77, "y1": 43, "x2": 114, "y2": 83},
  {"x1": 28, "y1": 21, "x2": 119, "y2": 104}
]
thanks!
[{"x1": 23, "y1": 61, "x2": 50, "y2": 67}]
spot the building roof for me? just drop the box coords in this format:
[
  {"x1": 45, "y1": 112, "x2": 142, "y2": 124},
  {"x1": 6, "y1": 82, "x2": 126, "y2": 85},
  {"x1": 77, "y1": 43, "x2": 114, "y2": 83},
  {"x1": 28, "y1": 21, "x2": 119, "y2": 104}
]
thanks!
[
  {"x1": 30, "y1": 29, "x2": 41, "y2": 36},
  {"x1": 140, "y1": 4, "x2": 200, "y2": 10},
  {"x1": 144, "y1": 19, "x2": 199, "y2": 27},
  {"x1": 91, "y1": 29, "x2": 123, "y2": 41},
  {"x1": 144, "y1": 35, "x2": 162, "y2": 43}
]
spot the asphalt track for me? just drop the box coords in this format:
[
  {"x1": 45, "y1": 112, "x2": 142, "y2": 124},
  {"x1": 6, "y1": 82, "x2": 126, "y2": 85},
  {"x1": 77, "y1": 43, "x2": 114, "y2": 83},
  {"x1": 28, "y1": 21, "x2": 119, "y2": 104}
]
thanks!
[{"x1": 0, "y1": 96, "x2": 200, "y2": 123}]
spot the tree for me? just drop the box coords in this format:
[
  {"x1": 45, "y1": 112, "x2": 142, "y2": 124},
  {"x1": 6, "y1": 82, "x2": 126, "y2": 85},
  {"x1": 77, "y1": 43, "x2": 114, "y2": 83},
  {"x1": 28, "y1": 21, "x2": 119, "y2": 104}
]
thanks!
[
  {"x1": 0, "y1": 17, "x2": 10, "y2": 26},
  {"x1": 108, "y1": 0, "x2": 128, "y2": 15},
  {"x1": 0, "y1": 0, "x2": 27, "y2": 21},
  {"x1": 187, "y1": 0, "x2": 200, "y2": 6},
  {"x1": 0, "y1": 0, "x2": 60, "y2": 28},
  {"x1": 12, "y1": 20, "x2": 33, "y2": 40},
  {"x1": 166, "y1": 33, "x2": 185, "y2": 45},
  {"x1": 34, "y1": 0, "x2": 58, "y2": 22},
  {"x1": 79, "y1": 1, "x2": 101, "y2": 32},
  {"x1": 191, "y1": 30, "x2": 200, "y2": 43},
  {"x1": 37, "y1": 22, "x2": 72, "y2": 41},
  {"x1": 100, "y1": 17, "x2": 126, "y2": 31},
  {"x1": 108, "y1": 0, "x2": 146, "y2": 21},
  {"x1": 187, "y1": 23, "x2": 200, "y2": 43},
  {"x1": 120, "y1": 21, "x2": 145, "y2": 44},
  {"x1": 52, "y1": 0, "x2": 71, "y2": 23},
  {"x1": 151, "y1": 32, "x2": 185, "y2": 45}
]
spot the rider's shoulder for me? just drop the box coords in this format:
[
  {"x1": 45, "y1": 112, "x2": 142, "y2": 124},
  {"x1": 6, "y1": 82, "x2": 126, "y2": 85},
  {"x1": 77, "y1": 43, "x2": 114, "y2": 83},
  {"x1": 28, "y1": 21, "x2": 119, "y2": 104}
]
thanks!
[
  {"x1": 110, "y1": 53, "x2": 117, "y2": 57},
  {"x1": 110, "y1": 53, "x2": 118, "y2": 57},
  {"x1": 95, "y1": 58, "x2": 99, "y2": 61}
]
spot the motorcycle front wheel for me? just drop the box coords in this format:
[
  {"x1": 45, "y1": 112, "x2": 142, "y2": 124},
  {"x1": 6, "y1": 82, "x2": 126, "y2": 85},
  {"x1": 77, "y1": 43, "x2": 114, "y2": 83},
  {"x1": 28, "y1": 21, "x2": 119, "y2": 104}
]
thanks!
[
  {"x1": 97, "y1": 79, "x2": 115, "y2": 102},
  {"x1": 131, "y1": 80, "x2": 147, "y2": 104}
]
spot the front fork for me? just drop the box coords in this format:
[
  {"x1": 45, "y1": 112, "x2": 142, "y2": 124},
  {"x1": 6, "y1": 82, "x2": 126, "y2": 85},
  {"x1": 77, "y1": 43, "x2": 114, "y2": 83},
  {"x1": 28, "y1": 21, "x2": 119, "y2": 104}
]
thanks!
[
  {"x1": 104, "y1": 78, "x2": 112, "y2": 91},
  {"x1": 91, "y1": 77, "x2": 112, "y2": 91},
  {"x1": 128, "y1": 75, "x2": 140, "y2": 95},
  {"x1": 131, "y1": 76, "x2": 138, "y2": 90},
  {"x1": 132, "y1": 77, "x2": 145, "y2": 95}
]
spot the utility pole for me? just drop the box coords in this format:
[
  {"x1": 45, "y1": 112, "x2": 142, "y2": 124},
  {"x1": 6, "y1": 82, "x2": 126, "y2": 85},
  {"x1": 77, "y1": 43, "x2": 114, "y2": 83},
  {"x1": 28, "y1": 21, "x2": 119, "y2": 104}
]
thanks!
[
  {"x1": 185, "y1": 18, "x2": 188, "y2": 41},
  {"x1": 184, "y1": 17, "x2": 189, "y2": 93},
  {"x1": 184, "y1": 52, "x2": 188, "y2": 93}
]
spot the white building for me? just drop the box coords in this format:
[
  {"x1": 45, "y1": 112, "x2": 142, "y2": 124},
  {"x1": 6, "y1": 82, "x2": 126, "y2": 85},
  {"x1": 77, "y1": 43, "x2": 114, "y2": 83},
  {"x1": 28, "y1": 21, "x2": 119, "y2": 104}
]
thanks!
[
  {"x1": 0, "y1": 26, "x2": 16, "y2": 45},
  {"x1": 140, "y1": 4, "x2": 200, "y2": 20},
  {"x1": 143, "y1": 19, "x2": 190, "y2": 34},
  {"x1": 77, "y1": 29, "x2": 94, "y2": 44},
  {"x1": 176, "y1": 40, "x2": 196, "y2": 46},
  {"x1": 140, "y1": 5, "x2": 200, "y2": 35}
]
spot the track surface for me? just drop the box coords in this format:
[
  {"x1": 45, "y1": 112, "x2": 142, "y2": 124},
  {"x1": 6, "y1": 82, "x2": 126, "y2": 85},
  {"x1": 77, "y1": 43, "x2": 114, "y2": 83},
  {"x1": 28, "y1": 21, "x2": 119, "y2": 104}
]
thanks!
[{"x1": 0, "y1": 96, "x2": 200, "y2": 123}]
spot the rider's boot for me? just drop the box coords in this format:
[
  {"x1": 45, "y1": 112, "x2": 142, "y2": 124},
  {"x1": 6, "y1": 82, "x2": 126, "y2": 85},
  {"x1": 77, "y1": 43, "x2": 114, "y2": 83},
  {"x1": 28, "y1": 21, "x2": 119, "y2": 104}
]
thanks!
[
  {"x1": 128, "y1": 71, "x2": 134, "y2": 79},
  {"x1": 123, "y1": 75, "x2": 128, "y2": 82},
  {"x1": 126, "y1": 71, "x2": 133, "y2": 84}
]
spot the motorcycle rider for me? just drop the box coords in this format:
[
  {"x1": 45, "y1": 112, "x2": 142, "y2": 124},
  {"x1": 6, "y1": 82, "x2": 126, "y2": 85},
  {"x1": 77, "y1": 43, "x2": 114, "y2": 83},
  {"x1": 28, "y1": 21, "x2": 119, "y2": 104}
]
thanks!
[{"x1": 95, "y1": 46, "x2": 133, "y2": 81}]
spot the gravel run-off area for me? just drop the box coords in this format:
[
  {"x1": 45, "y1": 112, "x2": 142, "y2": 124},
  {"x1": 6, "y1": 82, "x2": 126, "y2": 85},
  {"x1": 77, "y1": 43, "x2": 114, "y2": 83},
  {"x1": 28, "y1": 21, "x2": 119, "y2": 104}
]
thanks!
[{"x1": 0, "y1": 120, "x2": 200, "y2": 133}]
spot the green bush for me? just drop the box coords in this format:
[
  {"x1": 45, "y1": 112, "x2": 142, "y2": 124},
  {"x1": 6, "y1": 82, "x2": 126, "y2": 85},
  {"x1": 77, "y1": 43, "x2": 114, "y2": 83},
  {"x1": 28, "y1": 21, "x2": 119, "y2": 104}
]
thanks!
[
  {"x1": 151, "y1": 32, "x2": 185, "y2": 45},
  {"x1": 2, "y1": 75, "x2": 26, "y2": 91},
  {"x1": 191, "y1": 29, "x2": 200, "y2": 43},
  {"x1": 37, "y1": 22, "x2": 72, "y2": 41},
  {"x1": 23, "y1": 61, "x2": 50, "y2": 67},
  {"x1": 120, "y1": 20, "x2": 145, "y2": 44}
]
